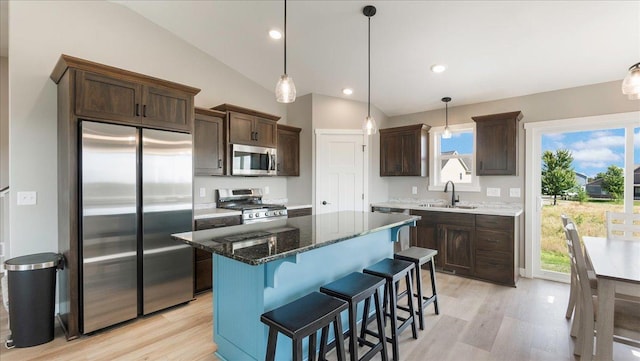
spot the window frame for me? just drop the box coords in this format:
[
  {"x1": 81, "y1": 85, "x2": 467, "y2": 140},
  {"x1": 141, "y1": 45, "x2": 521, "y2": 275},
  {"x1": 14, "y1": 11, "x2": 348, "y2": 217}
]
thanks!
[{"x1": 428, "y1": 123, "x2": 481, "y2": 192}]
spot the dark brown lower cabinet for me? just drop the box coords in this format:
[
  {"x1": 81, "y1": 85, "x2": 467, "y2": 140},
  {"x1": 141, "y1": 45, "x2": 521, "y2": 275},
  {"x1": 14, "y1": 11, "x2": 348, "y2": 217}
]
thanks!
[
  {"x1": 193, "y1": 214, "x2": 242, "y2": 293},
  {"x1": 410, "y1": 210, "x2": 519, "y2": 286}
]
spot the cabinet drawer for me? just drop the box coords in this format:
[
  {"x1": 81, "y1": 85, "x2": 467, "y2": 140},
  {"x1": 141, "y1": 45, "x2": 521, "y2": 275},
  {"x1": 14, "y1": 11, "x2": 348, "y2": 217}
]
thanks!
[
  {"x1": 195, "y1": 248, "x2": 211, "y2": 262},
  {"x1": 411, "y1": 210, "x2": 475, "y2": 227},
  {"x1": 475, "y1": 254, "x2": 513, "y2": 285},
  {"x1": 476, "y1": 229, "x2": 513, "y2": 253},
  {"x1": 476, "y1": 215, "x2": 513, "y2": 231},
  {"x1": 195, "y1": 215, "x2": 242, "y2": 230},
  {"x1": 288, "y1": 207, "x2": 311, "y2": 218}
]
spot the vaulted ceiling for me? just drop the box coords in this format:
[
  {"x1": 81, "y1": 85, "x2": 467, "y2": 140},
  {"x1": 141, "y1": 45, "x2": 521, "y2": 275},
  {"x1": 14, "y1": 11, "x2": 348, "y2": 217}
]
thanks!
[{"x1": 117, "y1": 1, "x2": 639, "y2": 115}]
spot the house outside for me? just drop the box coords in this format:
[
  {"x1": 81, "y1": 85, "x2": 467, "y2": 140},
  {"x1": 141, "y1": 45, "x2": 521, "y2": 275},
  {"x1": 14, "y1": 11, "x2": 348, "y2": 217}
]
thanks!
[
  {"x1": 440, "y1": 151, "x2": 472, "y2": 183},
  {"x1": 584, "y1": 165, "x2": 640, "y2": 200}
]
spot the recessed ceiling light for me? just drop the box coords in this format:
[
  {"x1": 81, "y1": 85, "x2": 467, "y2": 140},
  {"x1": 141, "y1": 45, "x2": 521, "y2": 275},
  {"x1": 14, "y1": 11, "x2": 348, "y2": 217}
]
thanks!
[
  {"x1": 269, "y1": 29, "x2": 282, "y2": 40},
  {"x1": 431, "y1": 64, "x2": 447, "y2": 73},
  {"x1": 342, "y1": 88, "x2": 353, "y2": 95}
]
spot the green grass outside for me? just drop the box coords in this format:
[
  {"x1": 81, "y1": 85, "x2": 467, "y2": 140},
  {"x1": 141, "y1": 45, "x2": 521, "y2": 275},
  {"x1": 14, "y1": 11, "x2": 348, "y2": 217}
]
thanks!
[{"x1": 540, "y1": 199, "x2": 638, "y2": 273}]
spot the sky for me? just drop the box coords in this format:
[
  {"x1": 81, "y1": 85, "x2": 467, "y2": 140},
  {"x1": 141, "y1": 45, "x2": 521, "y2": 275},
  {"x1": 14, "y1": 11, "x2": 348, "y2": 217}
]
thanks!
[{"x1": 542, "y1": 127, "x2": 640, "y2": 178}]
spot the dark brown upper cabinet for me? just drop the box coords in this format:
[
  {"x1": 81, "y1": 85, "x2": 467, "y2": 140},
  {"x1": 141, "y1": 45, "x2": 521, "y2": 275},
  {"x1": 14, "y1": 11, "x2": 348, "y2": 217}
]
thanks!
[
  {"x1": 473, "y1": 111, "x2": 523, "y2": 176},
  {"x1": 194, "y1": 107, "x2": 227, "y2": 176},
  {"x1": 72, "y1": 66, "x2": 196, "y2": 132},
  {"x1": 213, "y1": 104, "x2": 280, "y2": 148},
  {"x1": 379, "y1": 124, "x2": 430, "y2": 176},
  {"x1": 276, "y1": 124, "x2": 301, "y2": 176}
]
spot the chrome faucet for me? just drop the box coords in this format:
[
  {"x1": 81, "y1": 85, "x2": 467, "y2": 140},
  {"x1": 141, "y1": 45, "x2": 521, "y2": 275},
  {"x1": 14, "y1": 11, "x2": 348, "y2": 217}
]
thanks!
[{"x1": 444, "y1": 180, "x2": 457, "y2": 207}]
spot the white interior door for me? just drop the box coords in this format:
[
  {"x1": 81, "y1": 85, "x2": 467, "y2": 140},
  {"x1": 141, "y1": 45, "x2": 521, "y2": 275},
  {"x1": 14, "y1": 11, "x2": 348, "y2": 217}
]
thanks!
[{"x1": 315, "y1": 130, "x2": 367, "y2": 214}]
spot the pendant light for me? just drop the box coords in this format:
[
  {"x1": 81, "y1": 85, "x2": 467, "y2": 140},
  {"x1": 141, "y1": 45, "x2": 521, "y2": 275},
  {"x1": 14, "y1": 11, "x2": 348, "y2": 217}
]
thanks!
[
  {"x1": 275, "y1": 0, "x2": 296, "y2": 103},
  {"x1": 441, "y1": 97, "x2": 452, "y2": 139},
  {"x1": 622, "y1": 62, "x2": 640, "y2": 100},
  {"x1": 362, "y1": 5, "x2": 377, "y2": 135}
]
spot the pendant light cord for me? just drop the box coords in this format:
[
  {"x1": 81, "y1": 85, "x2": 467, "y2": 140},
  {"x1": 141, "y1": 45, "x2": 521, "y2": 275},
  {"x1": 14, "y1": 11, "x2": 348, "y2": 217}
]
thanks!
[
  {"x1": 445, "y1": 102, "x2": 448, "y2": 127},
  {"x1": 367, "y1": 14, "x2": 371, "y2": 117},
  {"x1": 284, "y1": 0, "x2": 287, "y2": 75}
]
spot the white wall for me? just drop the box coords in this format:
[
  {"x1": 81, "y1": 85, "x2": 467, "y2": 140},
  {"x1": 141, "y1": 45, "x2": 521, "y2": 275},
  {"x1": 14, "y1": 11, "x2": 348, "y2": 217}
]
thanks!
[
  {"x1": 387, "y1": 81, "x2": 640, "y2": 204},
  {"x1": 285, "y1": 94, "x2": 313, "y2": 206},
  {"x1": 1, "y1": 56, "x2": 8, "y2": 269},
  {"x1": 7, "y1": 1, "x2": 288, "y2": 258},
  {"x1": 1, "y1": 57, "x2": 7, "y2": 189}
]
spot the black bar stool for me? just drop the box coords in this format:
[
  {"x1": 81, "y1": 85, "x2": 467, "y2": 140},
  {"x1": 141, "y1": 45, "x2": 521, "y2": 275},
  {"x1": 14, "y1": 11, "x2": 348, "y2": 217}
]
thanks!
[
  {"x1": 362, "y1": 258, "x2": 418, "y2": 361},
  {"x1": 394, "y1": 247, "x2": 440, "y2": 330},
  {"x1": 260, "y1": 291, "x2": 349, "y2": 361},
  {"x1": 319, "y1": 272, "x2": 388, "y2": 361}
]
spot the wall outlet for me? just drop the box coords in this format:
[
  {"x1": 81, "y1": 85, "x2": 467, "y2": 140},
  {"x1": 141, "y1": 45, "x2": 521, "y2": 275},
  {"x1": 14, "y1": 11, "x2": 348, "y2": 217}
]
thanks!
[
  {"x1": 17, "y1": 191, "x2": 37, "y2": 205},
  {"x1": 486, "y1": 187, "x2": 501, "y2": 197},
  {"x1": 412, "y1": 186, "x2": 418, "y2": 195},
  {"x1": 509, "y1": 188, "x2": 521, "y2": 198},
  {"x1": 199, "y1": 188, "x2": 206, "y2": 197},
  {"x1": 264, "y1": 186, "x2": 270, "y2": 195}
]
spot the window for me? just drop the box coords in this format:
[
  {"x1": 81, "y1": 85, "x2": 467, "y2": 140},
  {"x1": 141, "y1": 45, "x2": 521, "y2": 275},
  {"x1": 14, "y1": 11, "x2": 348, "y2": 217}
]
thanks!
[{"x1": 429, "y1": 123, "x2": 480, "y2": 191}]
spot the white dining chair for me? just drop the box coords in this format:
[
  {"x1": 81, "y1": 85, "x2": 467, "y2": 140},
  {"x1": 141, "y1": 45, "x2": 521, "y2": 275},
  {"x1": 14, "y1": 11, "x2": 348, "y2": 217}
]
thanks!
[
  {"x1": 564, "y1": 221, "x2": 640, "y2": 360},
  {"x1": 606, "y1": 211, "x2": 640, "y2": 241},
  {"x1": 561, "y1": 215, "x2": 596, "y2": 329}
]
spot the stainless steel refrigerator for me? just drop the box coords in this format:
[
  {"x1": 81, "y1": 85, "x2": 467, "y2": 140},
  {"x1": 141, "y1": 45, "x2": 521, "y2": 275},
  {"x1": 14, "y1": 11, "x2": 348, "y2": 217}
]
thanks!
[{"x1": 80, "y1": 121, "x2": 193, "y2": 334}]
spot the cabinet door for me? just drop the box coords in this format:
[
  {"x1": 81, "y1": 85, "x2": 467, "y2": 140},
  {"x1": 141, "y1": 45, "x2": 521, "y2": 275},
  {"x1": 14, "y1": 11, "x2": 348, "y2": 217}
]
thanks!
[
  {"x1": 475, "y1": 115, "x2": 518, "y2": 175},
  {"x1": 400, "y1": 132, "x2": 419, "y2": 175},
  {"x1": 228, "y1": 112, "x2": 255, "y2": 145},
  {"x1": 277, "y1": 126, "x2": 300, "y2": 176},
  {"x1": 141, "y1": 85, "x2": 191, "y2": 132},
  {"x1": 410, "y1": 212, "x2": 442, "y2": 267},
  {"x1": 440, "y1": 224, "x2": 474, "y2": 275},
  {"x1": 75, "y1": 70, "x2": 141, "y2": 123},
  {"x1": 194, "y1": 114, "x2": 224, "y2": 176},
  {"x1": 380, "y1": 132, "x2": 402, "y2": 176},
  {"x1": 254, "y1": 117, "x2": 277, "y2": 148}
]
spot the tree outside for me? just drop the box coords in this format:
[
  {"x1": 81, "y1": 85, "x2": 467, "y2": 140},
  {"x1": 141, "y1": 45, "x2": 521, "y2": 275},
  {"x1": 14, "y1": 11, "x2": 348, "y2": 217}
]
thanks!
[
  {"x1": 541, "y1": 149, "x2": 577, "y2": 205},
  {"x1": 596, "y1": 165, "x2": 624, "y2": 200}
]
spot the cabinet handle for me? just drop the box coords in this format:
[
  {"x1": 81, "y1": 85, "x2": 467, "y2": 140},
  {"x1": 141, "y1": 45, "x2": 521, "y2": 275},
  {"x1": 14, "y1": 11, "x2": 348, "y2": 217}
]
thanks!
[
  {"x1": 135, "y1": 104, "x2": 140, "y2": 116},
  {"x1": 485, "y1": 239, "x2": 500, "y2": 243},
  {"x1": 277, "y1": 163, "x2": 281, "y2": 171},
  {"x1": 218, "y1": 159, "x2": 222, "y2": 168},
  {"x1": 488, "y1": 262, "x2": 501, "y2": 267},
  {"x1": 143, "y1": 104, "x2": 147, "y2": 117},
  {"x1": 480, "y1": 161, "x2": 483, "y2": 170},
  {"x1": 254, "y1": 132, "x2": 258, "y2": 141}
]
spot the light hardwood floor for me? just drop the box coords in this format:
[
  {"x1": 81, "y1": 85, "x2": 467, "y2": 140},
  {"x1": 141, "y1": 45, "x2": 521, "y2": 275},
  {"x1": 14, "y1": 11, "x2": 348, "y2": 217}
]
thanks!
[{"x1": 1, "y1": 273, "x2": 638, "y2": 361}]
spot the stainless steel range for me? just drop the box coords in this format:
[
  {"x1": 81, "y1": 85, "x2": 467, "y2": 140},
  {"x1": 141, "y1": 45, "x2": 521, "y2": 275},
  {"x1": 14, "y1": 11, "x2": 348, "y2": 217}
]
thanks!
[{"x1": 217, "y1": 188, "x2": 287, "y2": 224}]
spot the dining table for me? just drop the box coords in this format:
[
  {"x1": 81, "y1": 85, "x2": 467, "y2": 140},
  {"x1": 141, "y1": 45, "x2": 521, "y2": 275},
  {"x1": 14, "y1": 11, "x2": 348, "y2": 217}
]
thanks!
[{"x1": 582, "y1": 236, "x2": 640, "y2": 361}]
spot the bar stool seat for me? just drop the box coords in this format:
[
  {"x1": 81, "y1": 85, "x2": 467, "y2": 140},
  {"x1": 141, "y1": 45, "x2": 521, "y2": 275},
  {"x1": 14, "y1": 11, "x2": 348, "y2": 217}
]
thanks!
[
  {"x1": 320, "y1": 272, "x2": 388, "y2": 361},
  {"x1": 362, "y1": 258, "x2": 418, "y2": 361},
  {"x1": 394, "y1": 246, "x2": 440, "y2": 330},
  {"x1": 260, "y1": 291, "x2": 349, "y2": 361}
]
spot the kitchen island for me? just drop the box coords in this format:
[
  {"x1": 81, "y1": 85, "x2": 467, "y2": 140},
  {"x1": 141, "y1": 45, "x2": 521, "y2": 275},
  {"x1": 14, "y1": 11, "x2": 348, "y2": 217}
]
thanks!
[{"x1": 172, "y1": 211, "x2": 419, "y2": 361}]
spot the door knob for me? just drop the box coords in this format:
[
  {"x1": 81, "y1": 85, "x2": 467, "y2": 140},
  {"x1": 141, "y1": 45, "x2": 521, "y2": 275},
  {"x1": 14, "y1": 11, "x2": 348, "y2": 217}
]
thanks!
[{"x1": 322, "y1": 201, "x2": 331, "y2": 205}]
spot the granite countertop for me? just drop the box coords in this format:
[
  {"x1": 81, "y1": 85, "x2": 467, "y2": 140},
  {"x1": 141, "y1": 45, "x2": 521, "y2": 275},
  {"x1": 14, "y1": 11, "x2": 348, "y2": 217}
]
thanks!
[
  {"x1": 173, "y1": 211, "x2": 420, "y2": 265},
  {"x1": 371, "y1": 200, "x2": 523, "y2": 217}
]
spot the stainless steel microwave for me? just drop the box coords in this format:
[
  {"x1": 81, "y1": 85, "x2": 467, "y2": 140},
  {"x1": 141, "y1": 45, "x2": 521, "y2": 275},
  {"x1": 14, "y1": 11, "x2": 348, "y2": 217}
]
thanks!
[{"x1": 231, "y1": 144, "x2": 277, "y2": 176}]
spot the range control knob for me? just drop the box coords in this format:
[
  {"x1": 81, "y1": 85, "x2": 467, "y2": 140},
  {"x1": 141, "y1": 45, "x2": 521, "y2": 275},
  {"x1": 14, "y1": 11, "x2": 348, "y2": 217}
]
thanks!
[{"x1": 248, "y1": 214, "x2": 254, "y2": 218}]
